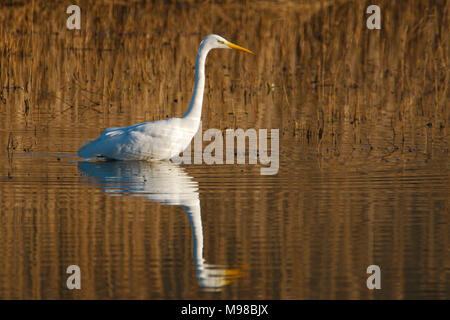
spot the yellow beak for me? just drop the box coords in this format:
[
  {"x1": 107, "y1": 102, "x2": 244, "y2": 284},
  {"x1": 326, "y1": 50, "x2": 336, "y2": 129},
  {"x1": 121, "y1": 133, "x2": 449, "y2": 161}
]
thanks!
[{"x1": 226, "y1": 41, "x2": 254, "y2": 54}]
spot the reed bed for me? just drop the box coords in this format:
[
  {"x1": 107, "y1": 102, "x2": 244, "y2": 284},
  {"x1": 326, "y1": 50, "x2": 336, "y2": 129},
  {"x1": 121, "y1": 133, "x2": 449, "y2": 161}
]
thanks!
[{"x1": 0, "y1": 0, "x2": 448, "y2": 163}]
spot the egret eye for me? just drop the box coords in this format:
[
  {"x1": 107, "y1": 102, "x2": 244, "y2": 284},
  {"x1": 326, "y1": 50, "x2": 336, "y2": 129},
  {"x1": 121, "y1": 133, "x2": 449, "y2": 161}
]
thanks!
[{"x1": 217, "y1": 40, "x2": 224, "y2": 44}]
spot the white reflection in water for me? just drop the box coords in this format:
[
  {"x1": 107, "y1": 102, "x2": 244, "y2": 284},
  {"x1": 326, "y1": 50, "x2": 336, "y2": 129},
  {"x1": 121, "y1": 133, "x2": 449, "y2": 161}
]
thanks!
[{"x1": 77, "y1": 160, "x2": 242, "y2": 292}]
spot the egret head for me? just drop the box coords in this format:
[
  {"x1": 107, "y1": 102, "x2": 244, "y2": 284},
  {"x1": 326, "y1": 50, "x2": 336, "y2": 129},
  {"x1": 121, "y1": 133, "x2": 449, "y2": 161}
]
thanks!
[{"x1": 201, "y1": 34, "x2": 254, "y2": 54}]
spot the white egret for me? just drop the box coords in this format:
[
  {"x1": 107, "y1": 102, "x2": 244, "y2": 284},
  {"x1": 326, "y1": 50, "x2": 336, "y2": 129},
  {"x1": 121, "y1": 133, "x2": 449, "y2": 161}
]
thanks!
[{"x1": 78, "y1": 34, "x2": 253, "y2": 160}]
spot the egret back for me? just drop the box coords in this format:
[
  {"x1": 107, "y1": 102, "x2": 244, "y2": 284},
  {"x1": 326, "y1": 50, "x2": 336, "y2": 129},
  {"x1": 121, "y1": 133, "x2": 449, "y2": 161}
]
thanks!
[{"x1": 77, "y1": 117, "x2": 199, "y2": 161}]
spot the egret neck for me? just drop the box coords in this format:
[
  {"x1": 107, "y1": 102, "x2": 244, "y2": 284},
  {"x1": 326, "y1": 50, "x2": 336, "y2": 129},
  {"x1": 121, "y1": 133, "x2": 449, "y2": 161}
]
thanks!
[{"x1": 182, "y1": 40, "x2": 210, "y2": 123}]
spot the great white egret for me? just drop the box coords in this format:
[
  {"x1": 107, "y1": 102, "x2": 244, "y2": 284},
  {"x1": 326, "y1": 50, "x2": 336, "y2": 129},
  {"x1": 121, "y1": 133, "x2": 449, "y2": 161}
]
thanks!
[{"x1": 78, "y1": 34, "x2": 253, "y2": 160}]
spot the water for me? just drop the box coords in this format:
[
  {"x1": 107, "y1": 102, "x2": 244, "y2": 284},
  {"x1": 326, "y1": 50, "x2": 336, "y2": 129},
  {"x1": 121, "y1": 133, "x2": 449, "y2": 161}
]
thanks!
[{"x1": 0, "y1": 132, "x2": 447, "y2": 299}]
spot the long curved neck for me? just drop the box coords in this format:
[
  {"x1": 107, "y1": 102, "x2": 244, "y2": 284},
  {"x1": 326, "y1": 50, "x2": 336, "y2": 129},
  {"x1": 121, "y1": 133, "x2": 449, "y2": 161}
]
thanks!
[{"x1": 182, "y1": 43, "x2": 210, "y2": 121}]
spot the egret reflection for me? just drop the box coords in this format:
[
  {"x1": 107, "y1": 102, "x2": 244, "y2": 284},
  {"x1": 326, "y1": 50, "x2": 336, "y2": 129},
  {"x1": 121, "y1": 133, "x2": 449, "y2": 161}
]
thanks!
[{"x1": 77, "y1": 160, "x2": 242, "y2": 291}]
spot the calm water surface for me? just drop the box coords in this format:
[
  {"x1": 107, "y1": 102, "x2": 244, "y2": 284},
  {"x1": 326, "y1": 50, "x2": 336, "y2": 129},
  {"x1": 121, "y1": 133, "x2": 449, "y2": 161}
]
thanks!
[{"x1": 0, "y1": 126, "x2": 447, "y2": 299}]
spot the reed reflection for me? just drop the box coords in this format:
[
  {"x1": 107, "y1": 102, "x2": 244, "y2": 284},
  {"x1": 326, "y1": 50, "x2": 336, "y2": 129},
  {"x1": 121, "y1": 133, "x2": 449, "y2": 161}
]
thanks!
[{"x1": 77, "y1": 160, "x2": 242, "y2": 292}]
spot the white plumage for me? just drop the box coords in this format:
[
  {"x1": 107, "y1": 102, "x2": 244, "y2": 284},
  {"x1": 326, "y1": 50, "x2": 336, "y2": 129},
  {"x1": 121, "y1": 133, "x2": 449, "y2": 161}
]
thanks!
[{"x1": 78, "y1": 118, "x2": 198, "y2": 160}]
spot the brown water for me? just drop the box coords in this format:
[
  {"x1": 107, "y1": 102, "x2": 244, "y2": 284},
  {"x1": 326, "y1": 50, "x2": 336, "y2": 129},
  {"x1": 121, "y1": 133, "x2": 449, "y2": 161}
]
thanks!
[
  {"x1": 0, "y1": 117, "x2": 448, "y2": 299},
  {"x1": 0, "y1": 0, "x2": 448, "y2": 299}
]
